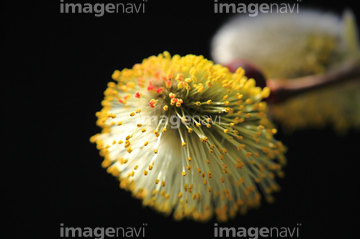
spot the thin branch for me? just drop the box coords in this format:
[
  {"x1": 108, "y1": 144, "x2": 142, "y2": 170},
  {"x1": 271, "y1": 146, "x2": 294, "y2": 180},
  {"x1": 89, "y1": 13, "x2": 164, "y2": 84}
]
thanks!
[{"x1": 266, "y1": 63, "x2": 360, "y2": 103}]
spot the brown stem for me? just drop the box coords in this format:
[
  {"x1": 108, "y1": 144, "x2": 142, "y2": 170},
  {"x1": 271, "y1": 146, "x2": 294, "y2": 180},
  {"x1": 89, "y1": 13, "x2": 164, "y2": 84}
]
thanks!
[{"x1": 266, "y1": 63, "x2": 360, "y2": 103}]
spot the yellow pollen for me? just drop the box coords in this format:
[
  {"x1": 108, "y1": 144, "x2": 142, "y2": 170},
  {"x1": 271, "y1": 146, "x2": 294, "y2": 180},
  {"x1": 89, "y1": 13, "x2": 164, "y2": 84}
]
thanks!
[
  {"x1": 177, "y1": 82, "x2": 184, "y2": 89},
  {"x1": 246, "y1": 99, "x2": 253, "y2": 104},
  {"x1": 108, "y1": 113, "x2": 116, "y2": 118},
  {"x1": 191, "y1": 75, "x2": 197, "y2": 83},
  {"x1": 189, "y1": 67, "x2": 198, "y2": 75},
  {"x1": 175, "y1": 73, "x2": 183, "y2": 81},
  {"x1": 261, "y1": 87, "x2": 270, "y2": 98}
]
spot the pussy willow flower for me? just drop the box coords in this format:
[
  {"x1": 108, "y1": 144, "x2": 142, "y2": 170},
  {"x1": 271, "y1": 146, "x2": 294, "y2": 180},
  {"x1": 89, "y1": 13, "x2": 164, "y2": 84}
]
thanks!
[
  {"x1": 212, "y1": 10, "x2": 360, "y2": 133},
  {"x1": 90, "y1": 52, "x2": 286, "y2": 222}
]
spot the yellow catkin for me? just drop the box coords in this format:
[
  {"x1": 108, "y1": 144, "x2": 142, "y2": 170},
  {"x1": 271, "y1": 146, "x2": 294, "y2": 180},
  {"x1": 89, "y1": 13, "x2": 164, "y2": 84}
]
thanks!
[{"x1": 91, "y1": 52, "x2": 286, "y2": 222}]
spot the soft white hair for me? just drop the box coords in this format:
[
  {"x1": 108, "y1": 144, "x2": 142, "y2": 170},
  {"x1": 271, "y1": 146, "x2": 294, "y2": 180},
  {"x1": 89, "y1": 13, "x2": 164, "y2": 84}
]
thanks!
[{"x1": 211, "y1": 10, "x2": 357, "y2": 78}]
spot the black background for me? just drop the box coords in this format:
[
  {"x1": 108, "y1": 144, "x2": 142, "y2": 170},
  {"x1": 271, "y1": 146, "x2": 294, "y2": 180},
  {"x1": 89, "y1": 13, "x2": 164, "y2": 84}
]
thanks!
[{"x1": 3, "y1": 0, "x2": 360, "y2": 238}]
